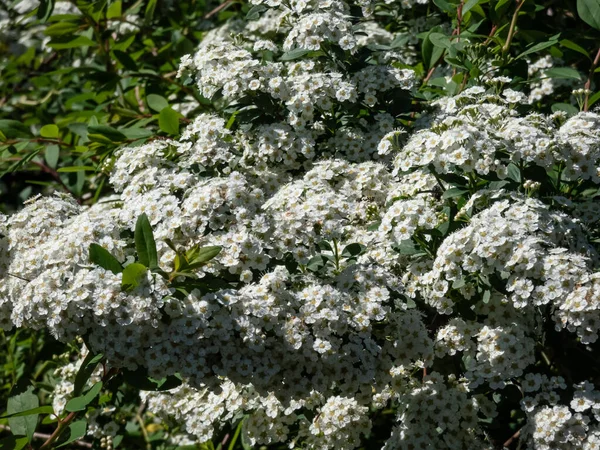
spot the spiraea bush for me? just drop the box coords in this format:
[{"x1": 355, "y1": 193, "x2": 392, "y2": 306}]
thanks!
[{"x1": 2, "y1": 0, "x2": 600, "y2": 449}]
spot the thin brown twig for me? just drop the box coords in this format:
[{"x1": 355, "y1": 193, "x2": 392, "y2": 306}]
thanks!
[
  {"x1": 584, "y1": 48, "x2": 600, "y2": 111},
  {"x1": 483, "y1": 24, "x2": 498, "y2": 46},
  {"x1": 5, "y1": 157, "x2": 82, "y2": 203},
  {"x1": 0, "y1": 424, "x2": 92, "y2": 448},
  {"x1": 503, "y1": 428, "x2": 521, "y2": 448},
  {"x1": 205, "y1": 0, "x2": 235, "y2": 18}
]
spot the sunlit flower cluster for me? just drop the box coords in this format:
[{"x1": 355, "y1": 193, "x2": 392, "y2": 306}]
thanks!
[{"x1": 3, "y1": 0, "x2": 600, "y2": 449}]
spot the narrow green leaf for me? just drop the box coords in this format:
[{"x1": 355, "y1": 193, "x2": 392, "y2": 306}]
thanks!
[
  {"x1": 65, "y1": 382, "x2": 103, "y2": 412},
  {"x1": 0, "y1": 405, "x2": 53, "y2": 419},
  {"x1": 37, "y1": 0, "x2": 55, "y2": 22},
  {"x1": 0, "y1": 120, "x2": 31, "y2": 139},
  {"x1": 47, "y1": 35, "x2": 96, "y2": 49},
  {"x1": 559, "y1": 39, "x2": 590, "y2": 58},
  {"x1": 144, "y1": 0, "x2": 157, "y2": 23},
  {"x1": 56, "y1": 420, "x2": 87, "y2": 448},
  {"x1": 588, "y1": 91, "x2": 600, "y2": 108},
  {"x1": 87, "y1": 125, "x2": 127, "y2": 142},
  {"x1": 516, "y1": 36, "x2": 560, "y2": 59},
  {"x1": 113, "y1": 50, "x2": 138, "y2": 71},
  {"x1": 73, "y1": 352, "x2": 105, "y2": 397},
  {"x1": 89, "y1": 244, "x2": 122, "y2": 275},
  {"x1": 158, "y1": 107, "x2": 180, "y2": 135},
  {"x1": 122, "y1": 263, "x2": 148, "y2": 291},
  {"x1": 462, "y1": 0, "x2": 480, "y2": 16},
  {"x1": 57, "y1": 166, "x2": 96, "y2": 173},
  {"x1": 280, "y1": 48, "x2": 312, "y2": 61},
  {"x1": 495, "y1": 0, "x2": 512, "y2": 11},
  {"x1": 44, "y1": 21, "x2": 80, "y2": 36},
  {"x1": 187, "y1": 246, "x2": 221, "y2": 266},
  {"x1": 7, "y1": 386, "x2": 39, "y2": 443},
  {"x1": 544, "y1": 67, "x2": 581, "y2": 80},
  {"x1": 442, "y1": 187, "x2": 469, "y2": 199},
  {"x1": 135, "y1": 213, "x2": 158, "y2": 268}
]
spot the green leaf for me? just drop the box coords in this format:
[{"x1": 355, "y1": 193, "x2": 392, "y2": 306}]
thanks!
[
  {"x1": 45, "y1": 145, "x2": 60, "y2": 169},
  {"x1": 56, "y1": 420, "x2": 87, "y2": 448},
  {"x1": 89, "y1": 244, "x2": 122, "y2": 275},
  {"x1": 7, "y1": 386, "x2": 39, "y2": 443},
  {"x1": 121, "y1": 263, "x2": 148, "y2": 291},
  {"x1": 280, "y1": 48, "x2": 312, "y2": 61},
  {"x1": 506, "y1": 163, "x2": 521, "y2": 183},
  {"x1": 44, "y1": 21, "x2": 80, "y2": 37},
  {"x1": 0, "y1": 120, "x2": 31, "y2": 139},
  {"x1": 135, "y1": 213, "x2": 158, "y2": 268},
  {"x1": 107, "y1": 0, "x2": 121, "y2": 18},
  {"x1": 341, "y1": 243, "x2": 366, "y2": 259},
  {"x1": 40, "y1": 124, "x2": 59, "y2": 138},
  {"x1": 0, "y1": 436, "x2": 28, "y2": 450},
  {"x1": 158, "y1": 107, "x2": 180, "y2": 135},
  {"x1": 442, "y1": 187, "x2": 469, "y2": 199},
  {"x1": 588, "y1": 90, "x2": 600, "y2": 108},
  {"x1": 544, "y1": 67, "x2": 581, "y2": 80},
  {"x1": 144, "y1": 0, "x2": 157, "y2": 23},
  {"x1": 559, "y1": 39, "x2": 590, "y2": 58},
  {"x1": 317, "y1": 240, "x2": 333, "y2": 252},
  {"x1": 122, "y1": 368, "x2": 182, "y2": 391},
  {"x1": 393, "y1": 240, "x2": 423, "y2": 256},
  {"x1": 73, "y1": 352, "x2": 105, "y2": 397},
  {"x1": 428, "y1": 32, "x2": 454, "y2": 51},
  {"x1": 452, "y1": 277, "x2": 466, "y2": 289},
  {"x1": 422, "y1": 31, "x2": 444, "y2": 70},
  {"x1": 433, "y1": 0, "x2": 455, "y2": 13},
  {"x1": 186, "y1": 246, "x2": 221, "y2": 267},
  {"x1": 147, "y1": 94, "x2": 169, "y2": 112},
  {"x1": 37, "y1": 0, "x2": 55, "y2": 22},
  {"x1": 495, "y1": 0, "x2": 512, "y2": 11},
  {"x1": 246, "y1": 5, "x2": 267, "y2": 20},
  {"x1": 482, "y1": 290, "x2": 491, "y2": 303},
  {"x1": 551, "y1": 102, "x2": 579, "y2": 116},
  {"x1": 577, "y1": 0, "x2": 600, "y2": 29},
  {"x1": 462, "y1": 0, "x2": 480, "y2": 16},
  {"x1": 47, "y1": 35, "x2": 96, "y2": 49},
  {"x1": 65, "y1": 382, "x2": 103, "y2": 412},
  {"x1": 306, "y1": 254, "x2": 328, "y2": 272},
  {"x1": 57, "y1": 166, "x2": 96, "y2": 173},
  {"x1": 0, "y1": 405, "x2": 53, "y2": 419},
  {"x1": 516, "y1": 35, "x2": 560, "y2": 59},
  {"x1": 113, "y1": 50, "x2": 138, "y2": 71},
  {"x1": 87, "y1": 125, "x2": 127, "y2": 143}
]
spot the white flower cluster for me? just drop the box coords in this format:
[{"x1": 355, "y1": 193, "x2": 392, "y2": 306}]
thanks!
[
  {"x1": 519, "y1": 375, "x2": 600, "y2": 449},
  {"x1": 4, "y1": 0, "x2": 600, "y2": 448}
]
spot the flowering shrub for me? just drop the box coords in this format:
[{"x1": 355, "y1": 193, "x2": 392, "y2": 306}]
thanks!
[{"x1": 2, "y1": 0, "x2": 600, "y2": 449}]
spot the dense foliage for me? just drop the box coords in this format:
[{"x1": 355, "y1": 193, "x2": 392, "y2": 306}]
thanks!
[{"x1": 2, "y1": 0, "x2": 600, "y2": 449}]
